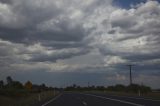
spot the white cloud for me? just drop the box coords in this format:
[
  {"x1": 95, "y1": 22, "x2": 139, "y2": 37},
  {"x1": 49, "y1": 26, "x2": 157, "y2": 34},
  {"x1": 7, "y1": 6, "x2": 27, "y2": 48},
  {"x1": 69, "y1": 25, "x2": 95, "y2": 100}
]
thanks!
[
  {"x1": 104, "y1": 56, "x2": 127, "y2": 66},
  {"x1": 105, "y1": 72, "x2": 127, "y2": 84}
]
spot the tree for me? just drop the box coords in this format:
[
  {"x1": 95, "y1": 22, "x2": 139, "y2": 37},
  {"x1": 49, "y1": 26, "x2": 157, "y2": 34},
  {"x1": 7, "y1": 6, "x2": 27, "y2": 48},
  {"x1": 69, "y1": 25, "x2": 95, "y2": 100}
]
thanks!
[
  {"x1": 12, "y1": 81, "x2": 23, "y2": 89},
  {"x1": 6, "y1": 76, "x2": 13, "y2": 85},
  {"x1": 0, "y1": 80, "x2": 4, "y2": 88},
  {"x1": 24, "y1": 81, "x2": 32, "y2": 90},
  {"x1": 114, "y1": 84, "x2": 126, "y2": 91},
  {"x1": 40, "y1": 83, "x2": 47, "y2": 90}
]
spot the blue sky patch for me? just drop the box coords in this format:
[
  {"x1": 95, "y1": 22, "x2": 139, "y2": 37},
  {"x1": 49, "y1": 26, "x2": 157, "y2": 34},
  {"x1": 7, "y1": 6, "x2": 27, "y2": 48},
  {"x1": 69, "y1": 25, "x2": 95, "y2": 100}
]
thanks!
[{"x1": 112, "y1": 0, "x2": 160, "y2": 9}]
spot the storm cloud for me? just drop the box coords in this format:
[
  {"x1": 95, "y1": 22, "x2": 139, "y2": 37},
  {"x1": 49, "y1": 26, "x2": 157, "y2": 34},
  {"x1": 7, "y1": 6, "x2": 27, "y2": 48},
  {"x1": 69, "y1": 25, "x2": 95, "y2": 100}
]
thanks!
[{"x1": 0, "y1": 0, "x2": 160, "y2": 88}]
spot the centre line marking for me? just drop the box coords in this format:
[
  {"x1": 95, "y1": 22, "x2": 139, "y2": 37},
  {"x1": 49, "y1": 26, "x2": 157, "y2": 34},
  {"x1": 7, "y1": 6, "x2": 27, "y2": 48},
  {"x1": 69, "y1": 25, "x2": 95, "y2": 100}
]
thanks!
[{"x1": 82, "y1": 101, "x2": 87, "y2": 106}]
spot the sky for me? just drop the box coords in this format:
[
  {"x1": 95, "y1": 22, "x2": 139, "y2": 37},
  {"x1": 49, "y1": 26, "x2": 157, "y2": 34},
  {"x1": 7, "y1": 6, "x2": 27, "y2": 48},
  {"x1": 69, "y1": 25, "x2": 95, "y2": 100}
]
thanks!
[{"x1": 0, "y1": 0, "x2": 160, "y2": 88}]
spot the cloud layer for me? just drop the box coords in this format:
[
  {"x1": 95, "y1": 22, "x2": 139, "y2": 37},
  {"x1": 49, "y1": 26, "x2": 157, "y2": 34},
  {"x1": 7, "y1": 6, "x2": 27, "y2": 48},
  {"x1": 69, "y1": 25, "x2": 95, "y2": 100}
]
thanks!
[{"x1": 0, "y1": 0, "x2": 160, "y2": 88}]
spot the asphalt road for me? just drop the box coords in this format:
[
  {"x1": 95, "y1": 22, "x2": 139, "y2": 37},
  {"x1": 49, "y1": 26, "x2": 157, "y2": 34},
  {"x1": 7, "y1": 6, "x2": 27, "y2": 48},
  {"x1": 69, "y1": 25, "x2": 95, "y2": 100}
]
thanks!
[{"x1": 41, "y1": 92, "x2": 160, "y2": 106}]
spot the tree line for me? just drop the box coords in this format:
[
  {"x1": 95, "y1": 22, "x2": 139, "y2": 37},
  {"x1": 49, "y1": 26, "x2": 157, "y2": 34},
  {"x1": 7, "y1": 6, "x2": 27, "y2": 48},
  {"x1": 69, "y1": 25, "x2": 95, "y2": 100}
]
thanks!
[
  {"x1": 65, "y1": 84, "x2": 151, "y2": 94},
  {"x1": 0, "y1": 76, "x2": 54, "y2": 97},
  {"x1": 0, "y1": 76, "x2": 152, "y2": 97}
]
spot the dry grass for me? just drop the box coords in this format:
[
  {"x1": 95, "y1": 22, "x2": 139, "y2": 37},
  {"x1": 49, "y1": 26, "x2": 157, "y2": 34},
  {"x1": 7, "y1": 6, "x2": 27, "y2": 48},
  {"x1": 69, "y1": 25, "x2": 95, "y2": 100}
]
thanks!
[
  {"x1": 99, "y1": 91, "x2": 160, "y2": 100},
  {"x1": 0, "y1": 91, "x2": 59, "y2": 106}
]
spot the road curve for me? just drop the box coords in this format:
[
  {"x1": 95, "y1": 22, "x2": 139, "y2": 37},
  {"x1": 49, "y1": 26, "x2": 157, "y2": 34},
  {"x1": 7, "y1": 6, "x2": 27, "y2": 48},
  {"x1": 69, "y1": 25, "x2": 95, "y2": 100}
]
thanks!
[{"x1": 41, "y1": 92, "x2": 160, "y2": 106}]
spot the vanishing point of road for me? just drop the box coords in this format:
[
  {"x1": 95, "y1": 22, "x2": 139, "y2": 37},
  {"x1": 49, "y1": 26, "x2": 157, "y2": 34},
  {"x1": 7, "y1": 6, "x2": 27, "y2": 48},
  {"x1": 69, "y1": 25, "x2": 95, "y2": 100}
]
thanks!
[{"x1": 41, "y1": 92, "x2": 160, "y2": 106}]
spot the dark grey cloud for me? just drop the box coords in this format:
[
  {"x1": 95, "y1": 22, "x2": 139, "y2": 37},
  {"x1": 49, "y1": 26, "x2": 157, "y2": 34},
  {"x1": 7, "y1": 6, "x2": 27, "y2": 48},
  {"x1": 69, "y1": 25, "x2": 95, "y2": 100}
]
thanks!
[
  {"x1": 108, "y1": 29, "x2": 116, "y2": 34},
  {"x1": 0, "y1": 27, "x2": 30, "y2": 43},
  {"x1": 0, "y1": 0, "x2": 12, "y2": 4},
  {"x1": 35, "y1": 22, "x2": 86, "y2": 42},
  {"x1": 111, "y1": 16, "x2": 137, "y2": 29},
  {"x1": 124, "y1": 53, "x2": 160, "y2": 62},
  {"x1": 42, "y1": 41, "x2": 85, "y2": 49},
  {"x1": 0, "y1": 0, "x2": 87, "y2": 44},
  {"x1": 29, "y1": 47, "x2": 90, "y2": 62}
]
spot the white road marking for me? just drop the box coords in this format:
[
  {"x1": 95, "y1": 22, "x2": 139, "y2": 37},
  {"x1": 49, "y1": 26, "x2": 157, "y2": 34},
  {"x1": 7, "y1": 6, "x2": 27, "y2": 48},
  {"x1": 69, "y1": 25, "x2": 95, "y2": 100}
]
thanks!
[
  {"x1": 41, "y1": 94, "x2": 62, "y2": 106},
  {"x1": 109, "y1": 94, "x2": 160, "y2": 102},
  {"x1": 82, "y1": 101, "x2": 87, "y2": 106},
  {"x1": 82, "y1": 93, "x2": 144, "y2": 106}
]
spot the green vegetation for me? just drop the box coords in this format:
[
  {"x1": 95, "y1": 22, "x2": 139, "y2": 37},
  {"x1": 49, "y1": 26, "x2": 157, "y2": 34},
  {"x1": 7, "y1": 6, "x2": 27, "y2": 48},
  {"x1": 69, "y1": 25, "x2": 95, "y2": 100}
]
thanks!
[
  {"x1": 65, "y1": 84, "x2": 151, "y2": 93},
  {"x1": 107, "y1": 84, "x2": 151, "y2": 93},
  {"x1": 0, "y1": 76, "x2": 59, "y2": 106}
]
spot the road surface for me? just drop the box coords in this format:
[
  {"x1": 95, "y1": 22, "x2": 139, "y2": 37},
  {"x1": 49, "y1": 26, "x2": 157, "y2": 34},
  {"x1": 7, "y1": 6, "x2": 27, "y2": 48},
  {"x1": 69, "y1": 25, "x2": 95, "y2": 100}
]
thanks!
[{"x1": 41, "y1": 92, "x2": 160, "y2": 106}]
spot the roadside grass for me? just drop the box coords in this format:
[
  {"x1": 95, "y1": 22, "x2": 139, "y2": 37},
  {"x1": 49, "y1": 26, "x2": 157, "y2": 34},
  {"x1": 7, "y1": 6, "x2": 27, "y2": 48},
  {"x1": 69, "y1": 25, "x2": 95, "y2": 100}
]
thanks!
[
  {"x1": 142, "y1": 92, "x2": 160, "y2": 100},
  {"x1": 0, "y1": 90, "x2": 59, "y2": 106}
]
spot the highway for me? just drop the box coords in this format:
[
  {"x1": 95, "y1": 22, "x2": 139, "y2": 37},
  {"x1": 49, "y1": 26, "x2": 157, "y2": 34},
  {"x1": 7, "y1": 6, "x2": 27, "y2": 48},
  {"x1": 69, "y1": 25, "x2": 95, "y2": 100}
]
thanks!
[{"x1": 41, "y1": 92, "x2": 160, "y2": 106}]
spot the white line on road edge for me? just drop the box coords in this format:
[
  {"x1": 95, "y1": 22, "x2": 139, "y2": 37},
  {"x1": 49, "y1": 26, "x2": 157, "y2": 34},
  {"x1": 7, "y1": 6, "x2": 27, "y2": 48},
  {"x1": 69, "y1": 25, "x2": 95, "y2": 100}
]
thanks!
[
  {"x1": 82, "y1": 94, "x2": 144, "y2": 106},
  {"x1": 109, "y1": 94, "x2": 160, "y2": 102},
  {"x1": 41, "y1": 94, "x2": 62, "y2": 106},
  {"x1": 82, "y1": 101, "x2": 87, "y2": 106}
]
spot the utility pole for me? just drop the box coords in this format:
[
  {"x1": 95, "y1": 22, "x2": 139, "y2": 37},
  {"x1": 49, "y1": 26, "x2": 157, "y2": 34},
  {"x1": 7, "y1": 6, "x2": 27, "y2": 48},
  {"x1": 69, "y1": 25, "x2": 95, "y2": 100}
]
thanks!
[
  {"x1": 88, "y1": 82, "x2": 90, "y2": 88},
  {"x1": 127, "y1": 65, "x2": 134, "y2": 85}
]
